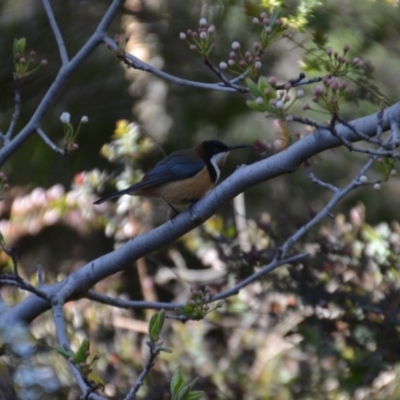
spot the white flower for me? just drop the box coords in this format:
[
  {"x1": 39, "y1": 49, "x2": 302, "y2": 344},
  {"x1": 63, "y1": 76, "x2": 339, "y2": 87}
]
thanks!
[
  {"x1": 80, "y1": 116, "x2": 89, "y2": 123},
  {"x1": 179, "y1": 32, "x2": 186, "y2": 40},
  {"x1": 199, "y1": 18, "x2": 207, "y2": 26},
  {"x1": 60, "y1": 112, "x2": 70, "y2": 123},
  {"x1": 231, "y1": 41, "x2": 240, "y2": 50},
  {"x1": 219, "y1": 62, "x2": 228, "y2": 70}
]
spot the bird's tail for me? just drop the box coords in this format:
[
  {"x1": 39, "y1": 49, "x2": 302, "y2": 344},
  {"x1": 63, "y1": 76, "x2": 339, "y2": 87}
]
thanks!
[{"x1": 93, "y1": 187, "x2": 134, "y2": 205}]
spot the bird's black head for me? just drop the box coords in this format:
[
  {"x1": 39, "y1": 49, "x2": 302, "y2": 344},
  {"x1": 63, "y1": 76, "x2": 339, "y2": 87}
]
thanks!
[
  {"x1": 201, "y1": 140, "x2": 252, "y2": 159},
  {"x1": 201, "y1": 140, "x2": 229, "y2": 158},
  {"x1": 199, "y1": 140, "x2": 252, "y2": 183}
]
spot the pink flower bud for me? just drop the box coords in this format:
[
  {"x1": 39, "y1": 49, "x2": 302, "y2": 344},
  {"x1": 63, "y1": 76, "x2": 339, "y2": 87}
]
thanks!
[
  {"x1": 256, "y1": 97, "x2": 264, "y2": 105},
  {"x1": 208, "y1": 24, "x2": 215, "y2": 33}
]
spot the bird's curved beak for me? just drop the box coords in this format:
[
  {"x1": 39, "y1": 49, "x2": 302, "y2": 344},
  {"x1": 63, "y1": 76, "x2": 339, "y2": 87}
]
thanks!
[{"x1": 227, "y1": 145, "x2": 254, "y2": 151}]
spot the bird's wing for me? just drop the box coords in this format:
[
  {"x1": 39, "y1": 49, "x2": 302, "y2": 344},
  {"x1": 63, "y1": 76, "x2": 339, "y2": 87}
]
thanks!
[
  {"x1": 93, "y1": 151, "x2": 204, "y2": 204},
  {"x1": 134, "y1": 151, "x2": 205, "y2": 189}
]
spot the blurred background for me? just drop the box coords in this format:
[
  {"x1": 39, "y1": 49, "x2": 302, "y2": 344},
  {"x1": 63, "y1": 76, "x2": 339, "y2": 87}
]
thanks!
[{"x1": 1, "y1": 0, "x2": 400, "y2": 399}]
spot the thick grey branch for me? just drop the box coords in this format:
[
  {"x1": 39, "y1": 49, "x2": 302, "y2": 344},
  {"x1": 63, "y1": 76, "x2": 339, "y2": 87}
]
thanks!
[{"x1": 1, "y1": 102, "x2": 400, "y2": 326}]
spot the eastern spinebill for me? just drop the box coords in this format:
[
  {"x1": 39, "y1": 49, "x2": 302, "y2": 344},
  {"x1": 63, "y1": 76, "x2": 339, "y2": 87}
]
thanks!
[{"x1": 93, "y1": 140, "x2": 251, "y2": 211}]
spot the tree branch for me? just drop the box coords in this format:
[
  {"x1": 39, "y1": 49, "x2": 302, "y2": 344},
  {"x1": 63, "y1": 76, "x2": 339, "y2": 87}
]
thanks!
[
  {"x1": 0, "y1": 0, "x2": 124, "y2": 167},
  {"x1": 41, "y1": 0, "x2": 69, "y2": 65},
  {"x1": 104, "y1": 36, "x2": 248, "y2": 93},
  {"x1": 1, "y1": 102, "x2": 400, "y2": 325}
]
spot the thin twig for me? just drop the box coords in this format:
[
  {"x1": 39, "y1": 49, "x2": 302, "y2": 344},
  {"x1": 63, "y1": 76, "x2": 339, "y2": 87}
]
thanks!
[
  {"x1": 210, "y1": 253, "x2": 307, "y2": 302},
  {"x1": 37, "y1": 128, "x2": 67, "y2": 155},
  {"x1": 104, "y1": 36, "x2": 248, "y2": 93},
  {"x1": 278, "y1": 156, "x2": 376, "y2": 259},
  {"x1": 86, "y1": 290, "x2": 183, "y2": 310},
  {"x1": 204, "y1": 57, "x2": 244, "y2": 91},
  {"x1": 123, "y1": 341, "x2": 163, "y2": 400},
  {"x1": 0, "y1": 274, "x2": 50, "y2": 301},
  {"x1": 52, "y1": 299, "x2": 102, "y2": 399},
  {"x1": 5, "y1": 76, "x2": 22, "y2": 143},
  {"x1": 304, "y1": 160, "x2": 338, "y2": 192},
  {"x1": 41, "y1": 0, "x2": 69, "y2": 65}
]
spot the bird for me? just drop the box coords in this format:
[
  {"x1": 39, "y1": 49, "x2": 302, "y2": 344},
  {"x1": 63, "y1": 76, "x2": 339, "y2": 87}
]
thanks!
[{"x1": 93, "y1": 140, "x2": 251, "y2": 212}]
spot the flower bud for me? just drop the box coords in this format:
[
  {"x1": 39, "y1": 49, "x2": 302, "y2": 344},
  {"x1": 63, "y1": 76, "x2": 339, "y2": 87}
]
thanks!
[
  {"x1": 231, "y1": 41, "x2": 240, "y2": 50},
  {"x1": 208, "y1": 24, "x2": 215, "y2": 33},
  {"x1": 60, "y1": 112, "x2": 71, "y2": 123}
]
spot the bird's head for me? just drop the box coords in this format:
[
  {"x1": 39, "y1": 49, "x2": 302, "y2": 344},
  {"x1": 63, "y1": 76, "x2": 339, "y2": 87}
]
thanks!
[{"x1": 200, "y1": 140, "x2": 252, "y2": 168}]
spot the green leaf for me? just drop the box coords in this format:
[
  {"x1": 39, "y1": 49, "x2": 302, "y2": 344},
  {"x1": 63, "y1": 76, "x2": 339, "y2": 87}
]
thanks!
[
  {"x1": 184, "y1": 377, "x2": 198, "y2": 392},
  {"x1": 149, "y1": 309, "x2": 165, "y2": 342},
  {"x1": 312, "y1": 27, "x2": 328, "y2": 48},
  {"x1": 176, "y1": 384, "x2": 191, "y2": 400},
  {"x1": 246, "y1": 99, "x2": 266, "y2": 112},
  {"x1": 73, "y1": 338, "x2": 90, "y2": 364},
  {"x1": 13, "y1": 37, "x2": 26, "y2": 55},
  {"x1": 188, "y1": 391, "x2": 204, "y2": 400},
  {"x1": 158, "y1": 346, "x2": 173, "y2": 353},
  {"x1": 171, "y1": 366, "x2": 185, "y2": 394},
  {"x1": 245, "y1": 77, "x2": 264, "y2": 98},
  {"x1": 244, "y1": 1, "x2": 262, "y2": 17},
  {"x1": 87, "y1": 371, "x2": 105, "y2": 390},
  {"x1": 54, "y1": 345, "x2": 74, "y2": 359}
]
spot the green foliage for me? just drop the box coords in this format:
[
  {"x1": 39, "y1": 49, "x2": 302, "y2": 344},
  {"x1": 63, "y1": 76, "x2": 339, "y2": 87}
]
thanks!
[
  {"x1": 149, "y1": 309, "x2": 165, "y2": 342},
  {"x1": 177, "y1": 286, "x2": 223, "y2": 320},
  {"x1": 13, "y1": 37, "x2": 46, "y2": 79},
  {"x1": 55, "y1": 338, "x2": 104, "y2": 390},
  {"x1": 170, "y1": 366, "x2": 203, "y2": 400}
]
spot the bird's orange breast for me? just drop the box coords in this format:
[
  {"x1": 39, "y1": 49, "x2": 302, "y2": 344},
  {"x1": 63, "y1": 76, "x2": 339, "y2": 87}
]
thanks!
[{"x1": 135, "y1": 167, "x2": 214, "y2": 208}]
